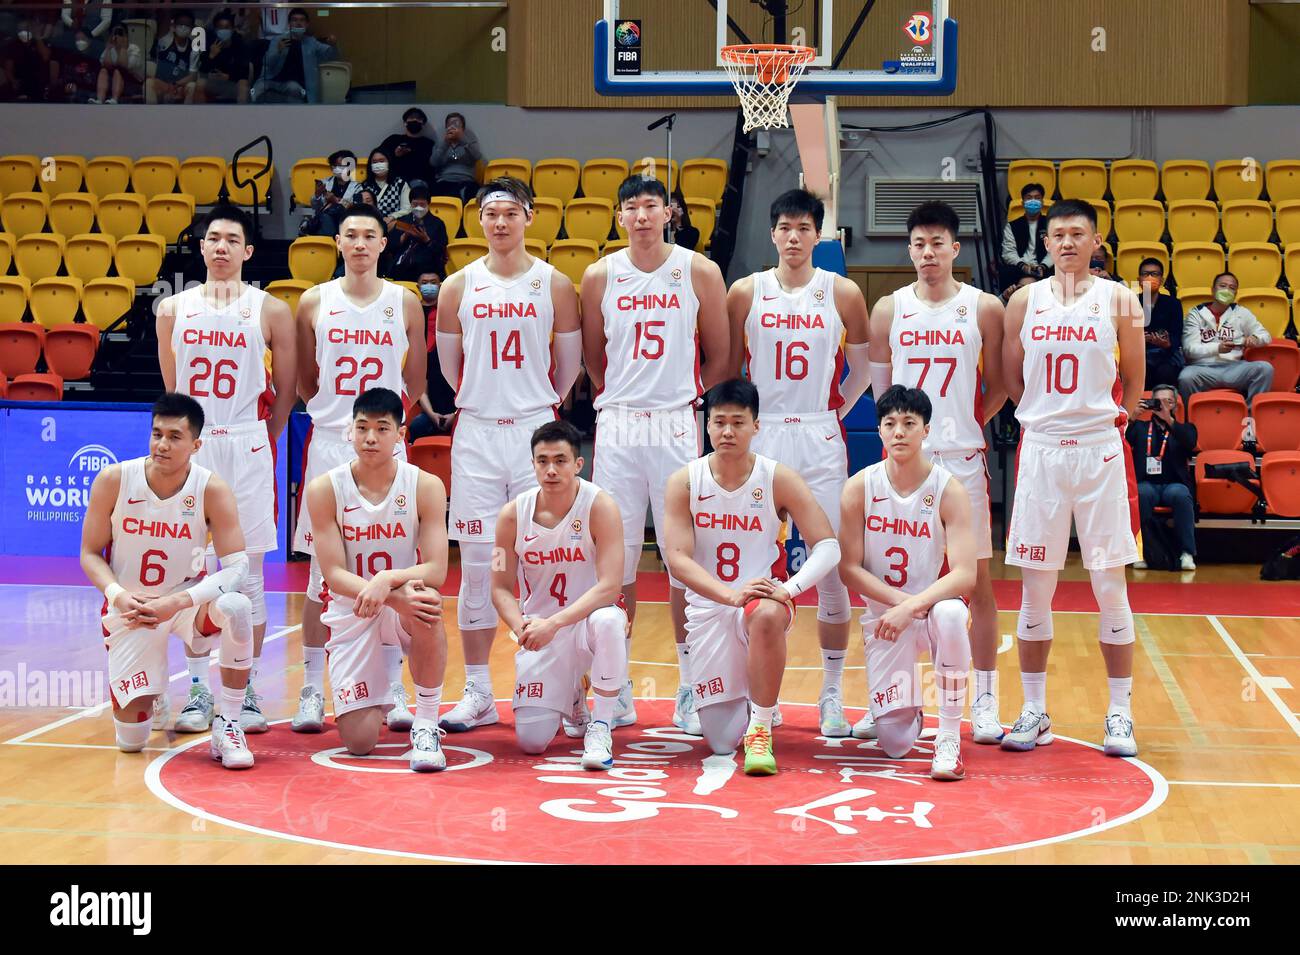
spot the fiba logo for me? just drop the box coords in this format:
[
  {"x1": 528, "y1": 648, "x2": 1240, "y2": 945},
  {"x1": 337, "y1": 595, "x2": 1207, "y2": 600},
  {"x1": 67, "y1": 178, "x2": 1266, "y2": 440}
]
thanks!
[
  {"x1": 923, "y1": 493, "x2": 935, "y2": 508},
  {"x1": 182, "y1": 494, "x2": 196, "y2": 510},
  {"x1": 956, "y1": 305, "x2": 968, "y2": 316},
  {"x1": 240, "y1": 307, "x2": 251, "y2": 319},
  {"x1": 25, "y1": 444, "x2": 118, "y2": 514},
  {"x1": 571, "y1": 518, "x2": 583, "y2": 533},
  {"x1": 384, "y1": 306, "x2": 395, "y2": 318},
  {"x1": 530, "y1": 278, "x2": 542, "y2": 291},
  {"x1": 751, "y1": 487, "x2": 764, "y2": 502},
  {"x1": 813, "y1": 288, "x2": 825, "y2": 302},
  {"x1": 394, "y1": 494, "x2": 408, "y2": 509},
  {"x1": 904, "y1": 12, "x2": 933, "y2": 45},
  {"x1": 614, "y1": 20, "x2": 640, "y2": 47}
]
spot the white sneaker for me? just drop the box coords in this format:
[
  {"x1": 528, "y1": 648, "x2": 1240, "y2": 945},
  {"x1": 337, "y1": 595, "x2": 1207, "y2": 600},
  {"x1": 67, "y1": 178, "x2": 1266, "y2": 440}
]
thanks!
[
  {"x1": 290, "y1": 685, "x2": 325, "y2": 733},
  {"x1": 438, "y1": 681, "x2": 498, "y2": 733},
  {"x1": 851, "y1": 710, "x2": 877, "y2": 740},
  {"x1": 174, "y1": 684, "x2": 214, "y2": 733},
  {"x1": 386, "y1": 682, "x2": 413, "y2": 731},
  {"x1": 970, "y1": 691, "x2": 1005, "y2": 744},
  {"x1": 105, "y1": 97, "x2": 118, "y2": 104},
  {"x1": 581, "y1": 720, "x2": 615, "y2": 771},
  {"x1": 1103, "y1": 710, "x2": 1138, "y2": 757},
  {"x1": 818, "y1": 692, "x2": 852, "y2": 737},
  {"x1": 240, "y1": 685, "x2": 269, "y2": 734},
  {"x1": 210, "y1": 715, "x2": 254, "y2": 769},
  {"x1": 88, "y1": 97, "x2": 101, "y2": 104},
  {"x1": 410, "y1": 719, "x2": 447, "y2": 772},
  {"x1": 1179, "y1": 553, "x2": 1196, "y2": 571},
  {"x1": 1001, "y1": 704, "x2": 1054, "y2": 751},
  {"x1": 672, "y1": 683, "x2": 702, "y2": 736},
  {"x1": 562, "y1": 683, "x2": 591, "y2": 738},
  {"x1": 1133, "y1": 559, "x2": 1148, "y2": 570},
  {"x1": 611, "y1": 679, "x2": 637, "y2": 728},
  {"x1": 930, "y1": 732, "x2": 964, "y2": 781},
  {"x1": 151, "y1": 693, "x2": 171, "y2": 731}
]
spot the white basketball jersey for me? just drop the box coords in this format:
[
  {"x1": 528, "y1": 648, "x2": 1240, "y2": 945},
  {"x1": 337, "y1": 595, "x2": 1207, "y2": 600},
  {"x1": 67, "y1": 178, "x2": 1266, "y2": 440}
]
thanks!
[
  {"x1": 744, "y1": 268, "x2": 845, "y2": 414},
  {"x1": 1017, "y1": 277, "x2": 1123, "y2": 435},
  {"x1": 596, "y1": 245, "x2": 702, "y2": 410},
  {"x1": 327, "y1": 461, "x2": 421, "y2": 587},
  {"x1": 456, "y1": 256, "x2": 559, "y2": 418},
  {"x1": 687, "y1": 454, "x2": 783, "y2": 607},
  {"x1": 890, "y1": 282, "x2": 985, "y2": 452},
  {"x1": 306, "y1": 279, "x2": 409, "y2": 433},
  {"x1": 109, "y1": 457, "x2": 211, "y2": 599},
  {"x1": 514, "y1": 478, "x2": 600, "y2": 618},
  {"x1": 171, "y1": 283, "x2": 271, "y2": 427},
  {"x1": 860, "y1": 460, "x2": 951, "y2": 616}
]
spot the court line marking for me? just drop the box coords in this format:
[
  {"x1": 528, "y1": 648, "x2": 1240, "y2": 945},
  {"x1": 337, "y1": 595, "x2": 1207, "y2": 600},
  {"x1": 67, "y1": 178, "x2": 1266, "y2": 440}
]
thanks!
[
  {"x1": 1134, "y1": 615, "x2": 1208, "y2": 747},
  {"x1": 1167, "y1": 780, "x2": 1300, "y2": 789},
  {"x1": 1206, "y1": 615, "x2": 1300, "y2": 740}
]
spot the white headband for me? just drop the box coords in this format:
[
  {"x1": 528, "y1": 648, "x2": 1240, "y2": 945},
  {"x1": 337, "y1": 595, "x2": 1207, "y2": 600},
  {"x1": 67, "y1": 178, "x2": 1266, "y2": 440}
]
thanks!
[{"x1": 481, "y1": 190, "x2": 530, "y2": 210}]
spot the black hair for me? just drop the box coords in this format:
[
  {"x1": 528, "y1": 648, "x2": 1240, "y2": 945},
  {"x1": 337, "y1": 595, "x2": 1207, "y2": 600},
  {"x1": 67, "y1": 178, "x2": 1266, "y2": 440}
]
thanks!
[
  {"x1": 352, "y1": 387, "x2": 404, "y2": 426},
  {"x1": 769, "y1": 188, "x2": 825, "y2": 232},
  {"x1": 1138, "y1": 257, "x2": 1164, "y2": 276},
  {"x1": 906, "y1": 200, "x2": 960, "y2": 239},
  {"x1": 1020, "y1": 181, "x2": 1046, "y2": 200},
  {"x1": 1045, "y1": 198, "x2": 1097, "y2": 230},
  {"x1": 212, "y1": 8, "x2": 234, "y2": 26},
  {"x1": 476, "y1": 176, "x2": 533, "y2": 209},
  {"x1": 328, "y1": 149, "x2": 356, "y2": 168},
  {"x1": 199, "y1": 203, "x2": 253, "y2": 244},
  {"x1": 152, "y1": 392, "x2": 204, "y2": 438},
  {"x1": 1212, "y1": 270, "x2": 1237, "y2": 287},
  {"x1": 288, "y1": 8, "x2": 309, "y2": 21},
  {"x1": 875, "y1": 385, "x2": 932, "y2": 425},
  {"x1": 367, "y1": 146, "x2": 390, "y2": 167},
  {"x1": 408, "y1": 184, "x2": 431, "y2": 203},
  {"x1": 445, "y1": 111, "x2": 466, "y2": 127},
  {"x1": 336, "y1": 204, "x2": 388, "y2": 235},
  {"x1": 617, "y1": 173, "x2": 669, "y2": 207},
  {"x1": 1151, "y1": 383, "x2": 1178, "y2": 399},
  {"x1": 703, "y1": 379, "x2": 760, "y2": 420},
  {"x1": 530, "y1": 420, "x2": 583, "y2": 458},
  {"x1": 172, "y1": 9, "x2": 194, "y2": 24},
  {"x1": 403, "y1": 107, "x2": 427, "y2": 123}
]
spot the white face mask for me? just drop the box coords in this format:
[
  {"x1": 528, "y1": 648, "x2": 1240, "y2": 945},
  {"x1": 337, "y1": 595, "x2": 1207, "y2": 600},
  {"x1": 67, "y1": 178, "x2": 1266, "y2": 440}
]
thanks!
[
  {"x1": 411, "y1": 206, "x2": 428, "y2": 219},
  {"x1": 371, "y1": 163, "x2": 388, "y2": 175},
  {"x1": 75, "y1": 39, "x2": 90, "y2": 51},
  {"x1": 175, "y1": 24, "x2": 192, "y2": 38},
  {"x1": 332, "y1": 166, "x2": 348, "y2": 178},
  {"x1": 17, "y1": 30, "x2": 32, "y2": 43}
]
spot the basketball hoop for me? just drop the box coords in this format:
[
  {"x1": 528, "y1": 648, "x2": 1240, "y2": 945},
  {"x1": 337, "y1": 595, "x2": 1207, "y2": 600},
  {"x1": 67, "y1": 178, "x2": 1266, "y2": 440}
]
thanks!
[{"x1": 721, "y1": 44, "x2": 816, "y2": 132}]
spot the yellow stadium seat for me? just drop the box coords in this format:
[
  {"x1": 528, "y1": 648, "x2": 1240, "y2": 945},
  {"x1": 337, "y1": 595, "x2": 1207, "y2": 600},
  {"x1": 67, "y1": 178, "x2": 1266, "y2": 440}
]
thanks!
[
  {"x1": 288, "y1": 236, "x2": 338, "y2": 284},
  {"x1": 1265, "y1": 160, "x2": 1300, "y2": 204},
  {"x1": 564, "y1": 198, "x2": 614, "y2": 245},
  {"x1": 427, "y1": 197, "x2": 463, "y2": 240},
  {"x1": 482, "y1": 158, "x2": 532, "y2": 185},
  {"x1": 681, "y1": 159, "x2": 728, "y2": 204},
  {"x1": 0, "y1": 233, "x2": 12, "y2": 274},
  {"x1": 1165, "y1": 200, "x2": 1218, "y2": 243},
  {"x1": 548, "y1": 239, "x2": 600, "y2": 286},
  {"x1": 81, "y1": 277, "x2": 135, "y2": 331},
  {"x1": 318, "y1": 60, "x2": 352, "y2": 105},
  {"x1": 631, "y1": 157, "x2": 679, "y2": 193},
  {"x1": 685, "y1": 197, "x2": 716, "y2": 250},
  {"x1": 145, "y1": 194, "x2": 196, "y2": 244},
  {"x1": 14, "y1": 234, "x2": 65, "y2": 281},
  {"x1": 0, "y1": 276, "x2": 31, "y2": 322},
  {"x1": 0, "y1": 155, "x2": 40, "y2": 195},
  {"x1": 96, "y1": 193, "x2": 147, "y2": 240},
  {"x1": 48, "y1": 194, "x2": 98, "y2": 236},
  {"x1": 1116, "y1": 241, "x2": 1168, "y2": 283},
  {"x1": 1, "y1": 192, "x2": 49, "y2": 235},
  {"x1": 1007, "y1": 160, "x2": 1055, "y2": 201},
  {"x1": 1227, "y1": 242, "x2": 1282, "y2": 288},
  {"x1": 524, "y1": 238, "x2": 547, "y2": 259},
  {"x1": 85, "y1": 156, "x2": 132, "y2": 198},
  {"x1": 226, "y1": 159, "x2": 273, "y2": 207},
  {"x1": 1220, "y1": 200, "x2": 1274, "y2": 245},
  {"x1": 393, "y1": 280, "x2": 421, "y2": 300},
  {"x1": 1058, "y1": 160, "x2": 1107, "y2": 200},
  {"x1": 264, "y1": 279, "x2": 313, "y2": 314},
  {"x1": 1006, "y1": 198, "x2": 1052, "y2": 221},
  {"x1": 29, "y1": 277, "x2": 82, "y2": 330},
  {"x1": 178, "y1": 157, "x2": 228, "y2": 205},
  {"x1": 1108, "y1": 160, "x2": 1159, "y2": 201},
  {"x1": 39, "y1": 156, "x2": 86, "y2": 198},
  {"x1": 1085, "y1": 198, "x2": 1111, "y2": 239},
  {"x1": 1276, "y1": 201, "x2": 1300, "y2": 246},
  {"x1": 64, "y1": 234, "x2": 115, "y2": 281},
  {"x1": 113, "y1": 234, "x2": 166, "y2": 286},
  {"x1": 1178, "y1": 286, "x2": 1213, "y2": 312},
  {"x1": 353, "y1": 157, "x2": 368, "y2": 183},
  {"x1": 461, "y1": 199, "x2": 483, "y2": 239},
  {"x1": 446, "y1": 238, "x2": 488, "y2": 273},
  {"x1": 1286, "y1": 243, "x2": 1300, "y2": 288},
  {"x1": 130, "y1": 157, "x2": 179, "y2": 198},
  {"x1": 1161, "y1": 160, "x2": 1211, "y2": 201},
  {"x1": 601, "y1": 239, "x2": 629, "y2": 257},
  {"x1": 1113, "y1": 200, "x2": 1165, "y2": 242},
  {"x1": 290, "y1": 158, "x2": 331, "y2": 209},
  {"x1": 1170, "y1": 242, "x2": 1225, "y2": 289},
  {"x1": 1213, "y1": 159, "x2": 1264, "y2": 202},
  {"x1": 581, "y1": 159, "x2": 629, "y2": 203},
  {"x1": 1237, "y1": 288, "x2": 1290, "y2": 339},
  {"x1": 612, "y1": 210, "x2": 629, "y2": 241},
  {"x1": 531, "y1": 159, "x2": 581, "y2": 203},
  {"x1": 525, "y1": 197, "x2": 563, "y2": 246}
]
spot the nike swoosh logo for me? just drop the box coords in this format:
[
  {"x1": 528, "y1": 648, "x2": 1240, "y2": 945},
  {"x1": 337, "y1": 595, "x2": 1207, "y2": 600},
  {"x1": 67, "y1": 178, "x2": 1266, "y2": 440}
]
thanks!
[
  {"x1": 1025, "y1": 622, "x2": 1041, "y2": 629},
  {"x1": 186, "y1": 312, "x2": 201, "y2": 318},
  {"x1": 697, "y1": 494, "x2": 715, "y2": 501},
  {"x1": 468, "y1": 618, "x2": 482, "y2": 624},
  {"x1": 344, "y1": 505, "x2": 361, "y2": 512},
  {"x1": 762, "y1": 295, "x2": 779, "y2": 301},
  {"x1": 616, "y1": 276, "x2": 634, "y2": 283},
  {"x1": 233, "y1": 656, "x2": 250, "y2": 664},
  {"x1": 524, "y1": 534, "x2": 538, "y2": 542},
  {"x1": 1103, "y1": 454, "x2": 1119, "y2": 463},
  {"x1": 902, "y1": 312, "x2": 917, "y2": 319},
  {"x1": 127, "y1": 498, "x2": 146, "y2": 505},
  {"x1": 674, "y1": 431, "x2": 689, "y2": 438},
  {"x1": 824, "y1": 435, "x2": 836, "y2": 441},
  {"x1": 965, "y1": 452, "x2": 980, "y2": 461},
  {"x1": 872, "y1": 496, "x2": 888, "y2": 503},
  {"x1": 251, "y1": 445, "x2": 265, "y2": 453},
  {"x1": 474, "y1": 286, "x2": 491, "y2": 292},
  {"x1": 329, "y1": 309, "x2": 345, "y2": 315},
  {"x1": 1111, "y1": 627, "x2": 1126, "y2": 633},
  {"x1": 1035, "y1": 307, "x2": 1051, "y2": 314}
]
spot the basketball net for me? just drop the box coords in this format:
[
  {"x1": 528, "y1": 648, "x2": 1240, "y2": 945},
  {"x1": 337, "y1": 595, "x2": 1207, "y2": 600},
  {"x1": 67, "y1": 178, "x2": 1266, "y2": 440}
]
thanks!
[{"x1": 721, "y1": 44, "x2": 815, "y2": 132}]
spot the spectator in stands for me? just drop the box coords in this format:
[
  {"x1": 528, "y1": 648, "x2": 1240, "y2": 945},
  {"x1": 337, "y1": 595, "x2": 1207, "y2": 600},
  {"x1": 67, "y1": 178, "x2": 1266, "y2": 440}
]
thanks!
[
  {"x1": 1178, "y1": 271, "x2": 1274, "y2": 404},
  {"x1": 365, "y1": 147, "x2": 412, "y2": 228},
  {"x1": 430, "y1": 112, "x2": 483, "y2": 202},
  {"x1": 1138, "y1": 257, "x2": 1185, "y2": 389},
  {"x1": 196, "y1": 8, "x2": 250, "y2": 103},
  {"x1": 1000, "y1": 181, "x2": 1051, "y2": 287},
  {"x1": 304, "y1": 149, "x2": 363, "y2": 236},
  {"x1": 1127, "y1": 384, "x2": 1198, "y2": 571},
  {"x1": 667, "y1": 190, "x2": 700, "y2": 251},
  {"x1": 409, "y1": 272, "x2": 458, "y2": 440},
  {"x1": 1, "y1": 19, "x2": 50, "y2": 102},
  {"x1": 386, "y1": 184, "x2": 449, "y2": 281},
  {"x1": 92, "y1": 22, "x2": 141, "y2": 103},
  {"x1": 250, "y1": 8, "x2": 336, "y2": 103},
  {"x1": 145, "y1": 9, "x2": 199, "y2": 104},
  {"x1": 47, "y1": 28, "x2": 99, "y2": 102},
  {"x1": 379, "y1": 108, "x2": 436, "y2": 186},
  {"x1": 58, "y1": 1, "x2": 112, "y2": 51},
  {"x1": 1000, "y1": 274, "x2": 1034, "y2": 305},
  {"x1": 1088, "y1": 249, "x2": 1113, "y2": 280}
]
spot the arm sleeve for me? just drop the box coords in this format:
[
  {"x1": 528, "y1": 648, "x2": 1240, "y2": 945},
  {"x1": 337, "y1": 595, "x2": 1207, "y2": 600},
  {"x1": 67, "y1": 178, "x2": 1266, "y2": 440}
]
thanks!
[
  {"x1": 186, "y1": 551, "x2": 249, "y2": 606},
  {"x1": 784, "y1": 537, "x2": 842, "y2": 599},
  {"x1": 869, "y1": 360, "x2": 893, "y2": 397},
  {"x1": 837, "y1": 342, "x2": 872, "y2": 418},
  {"x1": 435, "y1": 331, "x2": 462, "y2": 392},
  {"x1": 552, "y1": 330, "x2": 583, "y2": 400},
  {"x1": 92, "y1": 3, "x2": 113, "y2": 36}
]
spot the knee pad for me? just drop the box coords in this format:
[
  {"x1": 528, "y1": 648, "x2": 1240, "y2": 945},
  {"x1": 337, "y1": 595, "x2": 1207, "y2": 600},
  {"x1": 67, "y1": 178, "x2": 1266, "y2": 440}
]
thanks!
[
  {"x1": 875, "y1": 708, "x2": 922, "y2": 759},
  {"x1": 1091, "y1": 567, "x2": 1135, "y2": 645},
  {"x1": 458, "y1": 541, "x2": 498, "y2": 631},
  {"x1": 307, "y1": 558, "x2": 326, "y2": 604},
  {"x1": 623, "y1": 543, "x2": 640, "y2": 587},
  {"x1": 514, "y1": 705, "x2": 561, "y2": 754},
  {"x1": 210, "y1": 592, "x2": 254, "y2": 669},
  {"x1": 698, "y1": 698, "x2": 749, "y2": 756},
  {"x1": 114, "y1": 713, "x2": 152, "y2": 753},
  {"x1": 1017, "y1": 567, "x2": 1058, "y2": 641},
  {"x1": 927, "y1": 600, "x2": 972, "y2": 670},
  {"x1": 587, "y1": 606, "x2": 629, "y2": 694},
  {"x1": 815, "y1": 575, "x2": 851, "y2": 624},
  {"x1": 242, "y1": 562, "x2": 267, "y2": 627}
]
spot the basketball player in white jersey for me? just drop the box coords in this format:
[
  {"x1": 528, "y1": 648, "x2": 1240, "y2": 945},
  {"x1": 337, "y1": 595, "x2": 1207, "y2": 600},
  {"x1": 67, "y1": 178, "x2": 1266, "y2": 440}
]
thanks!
[
  {"x1": 156, "y1": 204, "x2": 296, "y2": 737},
  {"x1": 839, "y1": 385, "x2": 977, "y2": 780},
  {"x1": 80, "y1": 393, "x2": 258, "y2": 768},
  {"x1": 581, "y1": 174, "x2": 730, "y2": 734},
  {"x1": 664, "y1": 380, "x2": 841, "y2": 775},
  {"x1": 1002, "y1": 199, "x2": 1145, "y2": 757},
  {"x1": 727, "y1": 188, "x2": 870, "y2": 738},
  {"x1": 490, "y1": 420, "x2": 628, "y2": 769},
  {"x1": 867, "y1": 200, "x2": 1007, "y2": 744},
  {"x1": 305, "y1": 388, "x2": 450, "y2": 771},
  {"x1": 294, "y1": 204, "x2": 426, "y2": 734},
  {"x1": 432, "y1": 177, "x2": 583, "y2": 734}
]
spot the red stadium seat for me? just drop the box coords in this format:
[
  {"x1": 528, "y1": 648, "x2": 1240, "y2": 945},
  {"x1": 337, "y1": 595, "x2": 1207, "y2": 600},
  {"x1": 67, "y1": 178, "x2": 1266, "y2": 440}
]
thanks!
[
  {"x1": 0, "y1": 375, "x2": 6, "y2": 398},
  {"x1": 1253, "y1": 393, "x2": 1300, "y2": 453},
  {"x1": 1187, "y1": 390, "x2": 1248, "y2": 451},
  {"x1": 42, "y1": 324, "x2": 99, "y2": 380},
  {"x1": 408, "y1": 437, "x2": 452, "y2": 498},
  {"x1": 1262, "y1": 451, "x2": 1300, "y2": 516},
  {"x1": 1244, "y1": 341, "x2": 1300, "y2": 394},
  {"x1": 1195, "y1": 449, "x2": 1259, "y2": 514},
  {"x1": 7, "y1": 372, "x2": 62, "y2": 401},
  {"x1": 0, "y1": 322, "x2": 44, "y2": 377}
]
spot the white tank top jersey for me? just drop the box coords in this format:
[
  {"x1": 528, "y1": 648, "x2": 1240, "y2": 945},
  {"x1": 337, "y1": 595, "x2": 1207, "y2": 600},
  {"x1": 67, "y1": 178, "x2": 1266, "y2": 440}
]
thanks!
[
  {"x1": 306, "y1": 279, "x2": 409, "y2": 433},
  {"x1": 744, "y1": 268, "x2": 845, "y2": 414},
  {"x1": 889, "y1": 282, "x2": 986, "y2": 452},
  {"x1": 456, "y1": 256, "x2": 560, "y2": 418},
  {"x1": 109, "y1": 457, "x2": 211, "y2": 599},
  {"x1": 596, "y1": 244, "x2": 702, "y2": 411},
  {"x1": 686, "y1": 454, "x2": 784, "y2": 607},
  {"x1": 1017, "y1": 276, "x2": 1124, "y2": 436},
  {"x1": 171, "y1": 283, "x2": 271, "y2": 427},
  {"x1": 327, "y1": 461, "x2": 421, "y2": 587},
  {"x1": 860, "y1": 460, "x2": 951, "y2": 616},
  {"x1": 513, "y1": 478, "x2": 600, "y2": 618}
]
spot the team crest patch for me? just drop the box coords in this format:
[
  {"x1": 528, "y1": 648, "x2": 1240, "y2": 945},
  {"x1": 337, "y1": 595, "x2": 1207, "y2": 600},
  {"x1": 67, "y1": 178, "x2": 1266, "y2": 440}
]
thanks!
[
  {"x1": 571, "y1": 518, "x2": 582, "y2": 534},
  {"x1": 182, "y1": 494, "x2": 196, "y2": 510},
  {"x1": 922, "y1": 493, "x2": 935, "y2": 508},
  {"x1": 384, "y1": 306, "x2": 395, "y2": 318},
  {"x1": 813, "y1": 288, "x2": 826, "y2": 303},
  {"x1": 394, "y1": 494, "x2": 407, "y2": 509},
  {"x1": 240, "y1": 307, "x2": 252, "y2": 319},
  {"x1": 530, "y1": 278, "x2": 543, "y2": 291},
  {"x1": 955, "y1": 305, "x2": 967, "y2": 316},
  {"x1": 1089, "y1": 302, "x2": 1100, "y2": 314},
  {"x1": 670, "y1": 268, "x2": 683, "y2": 281},
  {"x1": 751, "y1": 487, "x2": 764, "y2": 502}
]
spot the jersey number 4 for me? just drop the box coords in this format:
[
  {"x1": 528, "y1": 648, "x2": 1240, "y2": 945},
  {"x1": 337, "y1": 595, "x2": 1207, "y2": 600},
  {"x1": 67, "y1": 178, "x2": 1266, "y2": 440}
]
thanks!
[
  {"x1": 490, "y1": 330, "x2": 524, "y2": 369},
  {"x1": 335, "y1": 356, "x2": 383, "y2": 396}
]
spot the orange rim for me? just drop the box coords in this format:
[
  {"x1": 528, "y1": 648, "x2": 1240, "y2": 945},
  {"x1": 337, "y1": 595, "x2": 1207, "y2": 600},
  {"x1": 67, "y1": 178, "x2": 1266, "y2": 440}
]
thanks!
[{"x1": 721, "y1": 44, "x2": 815, "y2": 85}]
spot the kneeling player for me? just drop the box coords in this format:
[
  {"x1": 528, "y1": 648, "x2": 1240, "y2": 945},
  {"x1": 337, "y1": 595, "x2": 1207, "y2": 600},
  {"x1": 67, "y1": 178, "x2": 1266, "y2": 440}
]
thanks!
[
  {"x1": 664, "y1": 379, "x2": 841, "y2": 776},
  {"x1": 80, "y1": 393, "x2": 257, "y2": 769},
  {"x1": 838, "y1": 386, "x2": 976, "y2": 781},
  {"x1": 305, "y1": 388, "x2": 450, "y2": 772},
  {"x1": 491, "y1": 420, "x2": 628, "y2": 770}
]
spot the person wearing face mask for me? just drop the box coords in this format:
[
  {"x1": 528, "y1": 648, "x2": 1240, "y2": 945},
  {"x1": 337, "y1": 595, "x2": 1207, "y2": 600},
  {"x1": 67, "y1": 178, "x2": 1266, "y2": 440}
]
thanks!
[
  {"x1": 145, "y1": 9, "x2": 199, "y2": 104},
  {"x1": 304, "y1": 149, "x2": 363, "y2": 237},
  {"x1": 1177, "y1": 270, "x2": 1274, "y2": 405},
  {"x1": 197, "y1": 9, "x2": 250, "y2": 104},
  {"x1": 408, "y1": 271, "x2": 458, "y2": 440},
  {"x1": 250, "y1": 7, "x2": 336, "y2": 104},
  {"x1": 1000, "y1": 182, "x2": 1053, "y2": 288},
  {"x1": 386, "y1": 185, "x2": 449, "y2": 281},
  {"x1": 430, "y1": 112, "x2": 485, "y2": 203},
  {"x1": 92, "y1": 22, "x2": 142, "y2": 104},
  {"x1": 47, "y1": 29, "x2": 99, "y2": 102},
  {"x1": 364, "y1": 147, "x2": 412, "y2": 229},
  {"x1": 1, "y1": 19, "x2": 50, "y2": 102},
  {"x1": 379, "y1": 109, "x2": 436, "y2": 186},
  {"x1": 1135, "y1": 258, "x2": 1185, "y2": 389}
]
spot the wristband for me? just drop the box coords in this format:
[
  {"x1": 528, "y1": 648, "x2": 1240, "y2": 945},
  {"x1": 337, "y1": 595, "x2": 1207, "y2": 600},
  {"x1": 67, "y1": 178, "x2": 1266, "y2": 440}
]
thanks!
[{"x1": 105, "y1": 582, "x2": 125, "y2": 604}]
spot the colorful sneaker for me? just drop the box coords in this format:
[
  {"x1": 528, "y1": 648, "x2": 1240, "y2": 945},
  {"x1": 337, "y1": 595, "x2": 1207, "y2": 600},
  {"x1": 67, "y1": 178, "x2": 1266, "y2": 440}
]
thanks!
[
  {"x1": 1103, "y1": 710, "x2": 1138, "y2": 757},
  {"x1": 970, "y1": 691, "x2": 1004, "y2": 744},
  {"x1": 386, "y1": 681, "x2": 413, "y2": 731},
  {"x1": 851, "y1": 710, "x2": 877, "y2": 740},
  {"x1": 930, "y1": 732, "x2": 965, "y2": 781},
  {"x1": 239, "y1": 685, "x2": 269, "y2": 734},
  {"x1": 210, "y1": 714, "x2": 254, "y2": 769},
  {"x1": 410, "y1": 719, "x2": 447, "y2": 772},
  {"x1": 1000, "y1": 704, "x2": 1054, "y2": 751},
  {"x1": 151, "y1": 693, "x2": 171, "y2": 731},
  {"x1": 174, "y1": 684, "x2": 214, "y2": 733},
  {"x1": 818, "y1": 691, "x2": 852, "y2": 737},
  {"x1": 611, "y1": 679, "x2": 637, "y2": 728},
  {"x1": 742, "y1": 724, "x2": 777, "y2": 776},
  {"x1": 290, "y1": 685, "x2": 325, "y2": 734},
  {"x1": 672, "y1": 683, "x2": 702, "y2": 736},
  {"x1": 581, "y1": 720, "x2": 615, "y2": 771},
  {"x1": 438, "y1": 681, "x2": 498, "y2": 733}
]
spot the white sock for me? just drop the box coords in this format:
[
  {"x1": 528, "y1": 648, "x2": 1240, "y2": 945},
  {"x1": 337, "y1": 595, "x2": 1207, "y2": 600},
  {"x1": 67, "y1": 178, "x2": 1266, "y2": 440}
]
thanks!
[
  {"x1": 1021, "y1": 671, "x2": 1047, "y2": 711},
  {"x1": 187, "y1": 657, "x2": 210, "y2": 691},
  {"x1": 303, "y1": 646, "x2": 325, "y2": 694},
  {"x1": 415, "y1": 683, "x2": 442, "y2": 722},
  {"x1": 939, "y1": 670, "x2": 967, "y2": 738},
  {"x1": 248, "y1": 658, "x2": 259, "y2": 686},
  {"x1": 975, "y1": 668, "x2": 998, "y2": 701},
  {"x1": 749, "y1": 703, "x2": 776, "y2": 731},
  {"x1": 466, "y1": 664, "x2": 492, "y2": 694},
  {"x1": 820, "y1": 649, "x2": 846, "y2": 696},
  {"x1": 1107, "y1": 677, "x2": 1133, "y2": 716},
  {"x1": 593, "y1": 692, "x2": 618, "y2": 725},
  {"x1": 384, "y1": 644, "x2": 403, "y2": 687},
  {"x1": 219, "y1": 685, "x2": 244, "y2": 721}
]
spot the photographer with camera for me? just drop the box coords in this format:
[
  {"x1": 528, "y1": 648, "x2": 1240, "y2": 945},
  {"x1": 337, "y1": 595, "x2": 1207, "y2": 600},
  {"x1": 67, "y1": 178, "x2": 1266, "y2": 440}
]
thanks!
[{"x1": 1126, "y1": 384, "x2": 1199, "y2": 571}]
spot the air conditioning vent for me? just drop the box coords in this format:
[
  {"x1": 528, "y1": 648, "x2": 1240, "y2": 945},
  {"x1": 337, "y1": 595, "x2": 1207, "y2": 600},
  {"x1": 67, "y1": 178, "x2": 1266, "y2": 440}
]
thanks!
[{"x1": 868, "y1": 178, "x2": 983, "y2": 236}]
